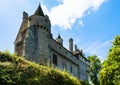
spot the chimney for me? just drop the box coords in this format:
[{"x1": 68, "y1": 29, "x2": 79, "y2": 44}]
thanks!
[
  {"x1": 69, "y1": 38, "x2": 73, "y2": 52},
  {"x1": 75, "y1": 44, "x2": 78, "y2": 51},
  {"x1": 23, "y1": 11, "x2": 28, "y2": 21}
]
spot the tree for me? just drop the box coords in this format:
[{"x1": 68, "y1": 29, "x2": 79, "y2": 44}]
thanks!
[
  {"x1": 87, "y1": 55, "x2": 101, "y2": 85},
  {"x1": 99, "y1": 35, "x2": 120, "y2": 85}
]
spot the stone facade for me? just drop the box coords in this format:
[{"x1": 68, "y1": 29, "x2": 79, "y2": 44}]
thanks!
[{"x1": 14, "y1": 4, "x2": 90, "y2": 82}]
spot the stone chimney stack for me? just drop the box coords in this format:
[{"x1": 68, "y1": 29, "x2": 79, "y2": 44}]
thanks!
[
  {"x1": 23, "y1": 11, "x2": 28, "y2": 21},
  {"x1": 75, "y1": 44, "x2": 78, "y2": 51},
  {"x1": 69, "y1": 38, "x2": 73, "y2": 52}
]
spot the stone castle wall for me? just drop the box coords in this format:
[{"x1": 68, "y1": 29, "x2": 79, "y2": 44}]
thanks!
[{"x1": 14, "y1": 5, "x2": 90, "y2": 82}]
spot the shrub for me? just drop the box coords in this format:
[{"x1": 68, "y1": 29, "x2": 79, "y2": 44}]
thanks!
[{"x1": 0, "y1": 51, "x2": 88, "y2": 85}]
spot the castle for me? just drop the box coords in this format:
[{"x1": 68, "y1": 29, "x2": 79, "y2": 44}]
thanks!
[{"x1": 14, "y1": 4, "x2": 90, "y2": 81}]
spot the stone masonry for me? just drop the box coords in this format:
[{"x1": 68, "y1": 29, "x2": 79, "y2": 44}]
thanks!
[{"x1": 14, "y1": 4, "x2": 90, "y2": 82}]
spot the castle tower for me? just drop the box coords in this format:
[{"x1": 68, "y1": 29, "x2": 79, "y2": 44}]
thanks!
[{"x1": 14, "y1": 4, "x2": 51, "y2": 65}]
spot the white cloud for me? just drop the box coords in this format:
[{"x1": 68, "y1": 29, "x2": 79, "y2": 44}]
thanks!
[
  {"x1": 42, "y1": 0, "x2": 106, "y2": 29},
  {"x1": 41, "y1": 4, "x2": 50, "y2": 16},
  {"x1": 79, "y1": 20, "x2": 84, "y2": 27},
  {"x1": 81, "y1": 39, "x2": 111, "y2": 61}
]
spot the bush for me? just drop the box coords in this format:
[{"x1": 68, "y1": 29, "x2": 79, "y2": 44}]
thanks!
[{"x1": 0, "y1": 51, "x2": 88, "y2": 85}]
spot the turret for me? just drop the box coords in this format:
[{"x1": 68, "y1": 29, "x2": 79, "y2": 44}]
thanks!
[
  {"x1": 56, "y1": 34, "x2": 63, "y2": 45},
  {"x1": 28, "y1": 4, "x2": 51, "y2": 35}
]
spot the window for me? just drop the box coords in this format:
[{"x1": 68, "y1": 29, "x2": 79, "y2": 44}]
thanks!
[
  {"x1": 48, "y1": 45, "x2": 49, "y2": 48},
  {"x1": 45, "y1": 19, "x2": 47, "y2": 22},
  {"x1": 40, "y1": 25, "x2": 43, "y2": 28},
  {"x1": 70, "y1": 66, "x2": 72, "y2": 72},
  {"x1": 37, "y1": 24, "x2": 39, "y2": 27},
  {"x1": 29, "y1": 18, "x2": 31, "y2": 21},
  {"x1": 44, "y1": 26, "x2": 46, "y2": 29},
  {"x1": 53, "y1": 54, "x2": 57, "y2": 65},
  {"x1": 33, "y1": 25, "x2": 35, "y2": 27}
]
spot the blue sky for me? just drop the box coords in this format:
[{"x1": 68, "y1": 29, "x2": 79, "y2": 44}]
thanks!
[{"x1": 0, "y1": 0, "x2": 120, "y2": 60}]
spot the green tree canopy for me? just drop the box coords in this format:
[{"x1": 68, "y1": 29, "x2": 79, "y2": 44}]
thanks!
[
  {"x1": 87, "y1": 55, "x2": 101, "y2": 85},
  {"x1": 99, "y1": 35, "x2": 120, "y2": 85}
]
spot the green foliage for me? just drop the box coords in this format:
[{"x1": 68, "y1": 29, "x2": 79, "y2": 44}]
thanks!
[
  {"x1": 99, "y1": 35, "x2": 120, "y2": 85},
  {"x1": 0, "y1": 51, "x2": 88, "y2": 85},
  {"x1": 87, "y1": 55, "x2": 101, "y2": 85}
]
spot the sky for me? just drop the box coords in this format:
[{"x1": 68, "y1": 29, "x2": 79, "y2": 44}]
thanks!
[{"x1": 0, "y1": 0, "x2": 120, "y2": 60}]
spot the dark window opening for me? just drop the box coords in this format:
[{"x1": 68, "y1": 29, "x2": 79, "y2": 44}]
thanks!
[
  {"x1": 29, "y1": 18, "x2": 31, "y2": 21},
  {"x1": 53, "y1": 54, "x2": 57, "y2": 66},
  {"x1": 37, "y1": 24, "x2": 39, "y2": 27},
  {"x1": 33, "y1": 25, "x2": 36, "y2": 27},
  {"x1": 44, "y1": 26, "x2": 46, "y2": 29},
  {"x1": 70, "y1": 66, "x2": 72, "y2": 72},
  {"x1": 45, "y1": 19, "x2": 47, "y2": 22},
  {"x1": 40, "y1": 25, "x2": 43, "y2": 28},
  {"x1": 47, "y1": 29, "x2": 49, "y2": 32}
]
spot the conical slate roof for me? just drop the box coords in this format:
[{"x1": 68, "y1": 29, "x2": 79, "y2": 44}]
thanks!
[
  {"x1": 57, "y1": 34, "x2": 62, "y2": 39},
  {"x1": 56, "y1": 34, "x2": 63, "y2": 45},
  {"x1": 34, "y1": 4, "x2": 44, "y2": 16}
]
